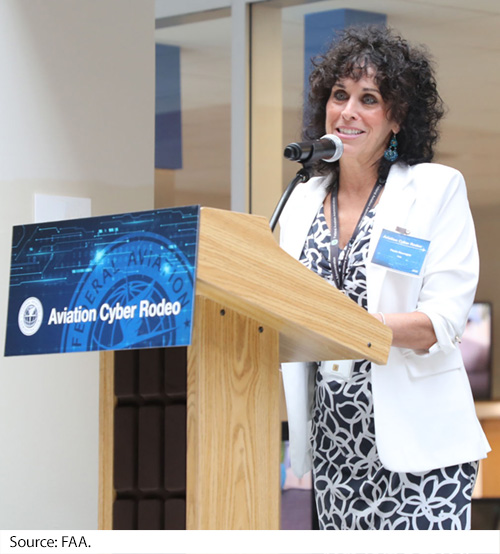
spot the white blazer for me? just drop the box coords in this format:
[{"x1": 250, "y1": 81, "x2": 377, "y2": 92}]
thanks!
[{"x1": 280, "y1": 162, "x2": 491, "y2": 476}]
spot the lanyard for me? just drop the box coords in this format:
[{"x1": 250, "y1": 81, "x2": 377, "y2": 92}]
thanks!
[{"x1": 329, "y1": 177, "x2": 385, "y2": 290}]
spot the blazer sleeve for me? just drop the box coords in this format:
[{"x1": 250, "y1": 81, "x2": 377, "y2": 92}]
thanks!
[{"x1": 410, "y1": 168, "x2": 479, "y2": 358}]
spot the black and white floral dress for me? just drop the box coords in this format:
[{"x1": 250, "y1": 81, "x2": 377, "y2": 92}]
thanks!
[{"x1": 299, "y1": 203, "x2": 478, "y2": 530}]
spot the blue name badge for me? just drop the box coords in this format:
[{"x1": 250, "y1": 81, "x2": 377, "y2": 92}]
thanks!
[{"x1": 371, "y1": 229, "x2": 430, "y2": 276}]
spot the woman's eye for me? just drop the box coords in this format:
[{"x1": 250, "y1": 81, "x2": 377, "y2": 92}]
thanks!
[
  {"x1": 363, "y1": 95, "x2": 378, "y2": 105},
  {"x1": 332, "y1": 90, "x2": 347, "y2": 101}
]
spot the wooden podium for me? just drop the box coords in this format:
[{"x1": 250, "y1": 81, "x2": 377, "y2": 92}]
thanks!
[{"x1": 99, "y1": 207, "x2": 392, "y2": 530}]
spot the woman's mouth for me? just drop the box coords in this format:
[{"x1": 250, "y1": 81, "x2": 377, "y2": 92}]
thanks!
[{"x1": 337, "y1": 127, "x2": 364, "y2": 136}]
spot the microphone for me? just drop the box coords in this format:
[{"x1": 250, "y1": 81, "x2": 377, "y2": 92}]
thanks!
[
  {"x1": 270, "y1": 134, "x2": 343, "y2": 232},
  {"x1": 283, "y1": 134, "x2": 343, "y2": 164}
]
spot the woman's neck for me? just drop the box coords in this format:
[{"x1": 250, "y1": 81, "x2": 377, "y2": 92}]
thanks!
[{"x1": 337, "y1": 159, "x2": 380, "y2": 196}]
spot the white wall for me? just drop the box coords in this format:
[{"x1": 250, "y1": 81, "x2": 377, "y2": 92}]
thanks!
[{"x1": 0, "y1": 0, "x2": 154, "y2": 529}]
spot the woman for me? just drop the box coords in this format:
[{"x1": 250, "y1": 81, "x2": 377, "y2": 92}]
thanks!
[{"x1": 279, "y1": 26, "x2": 490, "y2": 530}]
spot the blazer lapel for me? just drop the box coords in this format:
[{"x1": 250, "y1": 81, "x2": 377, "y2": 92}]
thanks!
[
  {"x1": 367, "y1": 164, "x2": 417, "y2": 312},
  {"x1": 286, "y1": 176, "x2": 330, "y2": 260}
]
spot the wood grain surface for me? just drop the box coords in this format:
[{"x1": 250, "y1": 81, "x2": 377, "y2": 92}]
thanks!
[
  {"x1": 98, "y1": 350, "x2": 115, "y2": 530},
  {"x1": 186, "y1": 297, "x2": 281, "y2": 529},
  {"x1": 197, "y1": 207, "x2": 392, "y2": 364}
]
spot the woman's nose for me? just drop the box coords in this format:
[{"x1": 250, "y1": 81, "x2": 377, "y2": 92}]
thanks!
[{"x1": 341, "y1": 99, "x2": 358, "y2": 120}]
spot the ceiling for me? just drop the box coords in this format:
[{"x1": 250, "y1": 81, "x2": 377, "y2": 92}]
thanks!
[{"x1": 156, "y1": 0, "x2": 500, "y2": 207}]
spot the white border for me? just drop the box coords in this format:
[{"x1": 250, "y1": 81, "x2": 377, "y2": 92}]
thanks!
[{"x1": 1, "y1": 530, "x2": 499, "y2": 554}]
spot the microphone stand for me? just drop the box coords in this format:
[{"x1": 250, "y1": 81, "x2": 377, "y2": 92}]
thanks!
[{"x1": 269, "y1": 163, "x2": 313, "y2": 232}]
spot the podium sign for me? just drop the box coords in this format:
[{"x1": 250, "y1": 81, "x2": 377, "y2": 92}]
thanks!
[{"x1": 5, "y1": 206, "x2": 199, "y2": 356}]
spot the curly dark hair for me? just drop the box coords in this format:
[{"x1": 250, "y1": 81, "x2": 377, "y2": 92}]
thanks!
[{"x1": 304, "y1": 25, "x2": 445, "y2": 177}]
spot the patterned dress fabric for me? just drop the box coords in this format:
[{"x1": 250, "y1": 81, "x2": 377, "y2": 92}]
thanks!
[{"x1": 299, "y1": 203, "x2": 478, "y2": 530}]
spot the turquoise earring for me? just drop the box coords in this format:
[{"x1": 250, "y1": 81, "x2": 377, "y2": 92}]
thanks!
[{"x1": 383, "y1": 133, "x2": 398, "y2": 162}]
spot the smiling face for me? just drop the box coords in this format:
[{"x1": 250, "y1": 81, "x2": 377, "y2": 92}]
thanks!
[{"x1": 325, "y1": 70, "x2": 400, "y2": 167}]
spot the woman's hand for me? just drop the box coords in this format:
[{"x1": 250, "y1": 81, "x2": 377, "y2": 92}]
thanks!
[{"x1": 372, "y1": 311, "x2": 437, "y2": 352}]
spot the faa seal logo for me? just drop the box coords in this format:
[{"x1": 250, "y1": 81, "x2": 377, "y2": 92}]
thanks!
[
  {"x1": 18, "y1": 297, "x2": 44, "y2": 336},
  {"x1": 61, "y1": 231, "x2": 195, "y2": 353}
]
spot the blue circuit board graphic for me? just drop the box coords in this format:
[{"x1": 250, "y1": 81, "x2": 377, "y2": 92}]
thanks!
[{"x1": 5, "y1": 206, "x2": 199, "y2": 356}]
